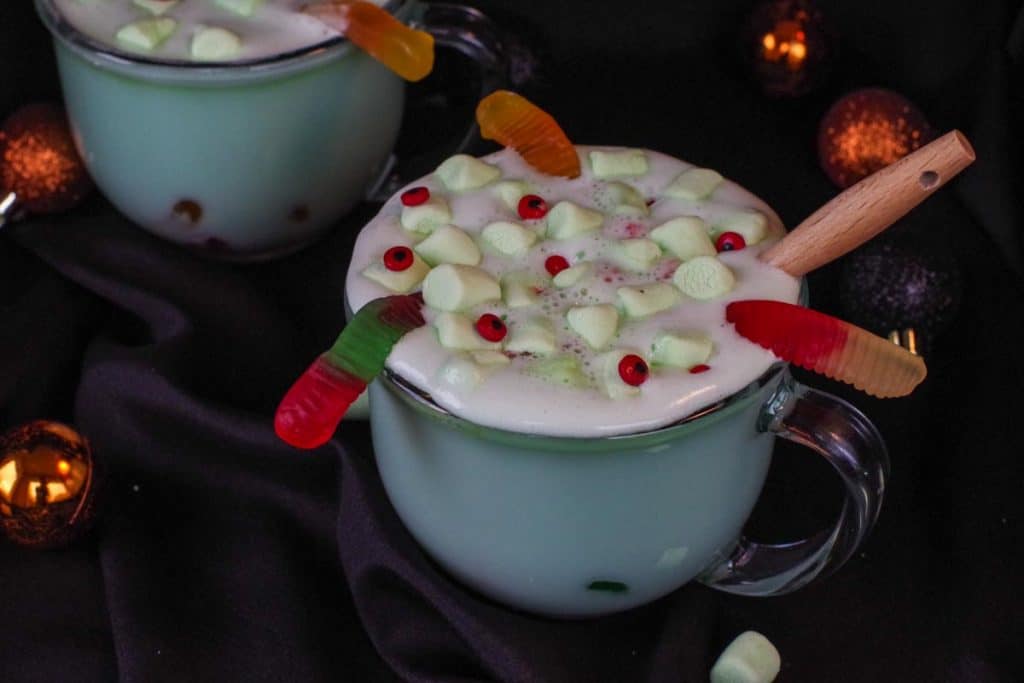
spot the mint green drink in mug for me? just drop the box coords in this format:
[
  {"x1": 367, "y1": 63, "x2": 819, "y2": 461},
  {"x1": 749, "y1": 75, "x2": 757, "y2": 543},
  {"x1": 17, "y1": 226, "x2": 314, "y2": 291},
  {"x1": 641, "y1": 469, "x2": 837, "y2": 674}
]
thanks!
[
  {"x1": 324, "y1": 143, "x2": 891, "y2": 618},
  {"x1": 34, "y1": 0, "x2": 505, "y2": 260}
]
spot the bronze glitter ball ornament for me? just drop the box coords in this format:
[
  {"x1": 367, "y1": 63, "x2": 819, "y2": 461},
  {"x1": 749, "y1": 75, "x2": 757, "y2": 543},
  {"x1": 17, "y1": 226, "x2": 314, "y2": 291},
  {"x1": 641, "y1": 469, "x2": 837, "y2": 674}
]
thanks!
[
  {"x1": 818, "y1": 88, "x2": 936, "y2": 189},
  {"x1": 0, "y1": 102, "x2": 93, "y2": 226},
  {"x1": 742, "y1": 0, "x2": 836, "y2": 97},
  {"x1": 0, "y1": 421, "x2": 100, "y2": 549}
]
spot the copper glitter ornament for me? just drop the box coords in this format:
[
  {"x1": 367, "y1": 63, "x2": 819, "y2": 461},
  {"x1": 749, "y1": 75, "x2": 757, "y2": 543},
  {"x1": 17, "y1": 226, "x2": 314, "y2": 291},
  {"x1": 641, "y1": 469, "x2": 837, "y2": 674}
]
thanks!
[
  {"x1": 743, "y1": 0, "x2": 835, "y2": 97},
  {"x1": 0, "y1": 103, "x2": 93, "y2": 227},
  {"x1": 0, "y1": 421, "x2": 100, "y2": 549},
  {"x1": 818, "y1": 88, "x2": 936, "y2": 189}
]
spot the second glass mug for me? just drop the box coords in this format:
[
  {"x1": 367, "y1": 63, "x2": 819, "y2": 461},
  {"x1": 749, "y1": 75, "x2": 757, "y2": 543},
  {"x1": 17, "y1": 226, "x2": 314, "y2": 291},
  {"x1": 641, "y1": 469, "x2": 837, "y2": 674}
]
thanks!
[{"x1": 34, "y1": 0, "x2": 505, "y2": 261}]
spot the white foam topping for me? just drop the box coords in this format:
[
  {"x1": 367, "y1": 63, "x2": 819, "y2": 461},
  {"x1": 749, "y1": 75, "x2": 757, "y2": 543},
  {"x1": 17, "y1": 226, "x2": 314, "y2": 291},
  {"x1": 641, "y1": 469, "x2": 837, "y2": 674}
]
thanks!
[
  {"x1": 346, "y1": 146, "x2": 800, "y2": 437},
  {"x1": 53, "y1": 0, "x2": 386, "y2": 62}
]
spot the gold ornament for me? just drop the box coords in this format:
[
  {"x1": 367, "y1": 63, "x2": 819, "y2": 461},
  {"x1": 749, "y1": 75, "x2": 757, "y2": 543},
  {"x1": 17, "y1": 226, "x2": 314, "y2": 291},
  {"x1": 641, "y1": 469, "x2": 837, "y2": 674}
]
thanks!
[{"x1": 0, "y1": 421, "x2": 99, "y2": 549}]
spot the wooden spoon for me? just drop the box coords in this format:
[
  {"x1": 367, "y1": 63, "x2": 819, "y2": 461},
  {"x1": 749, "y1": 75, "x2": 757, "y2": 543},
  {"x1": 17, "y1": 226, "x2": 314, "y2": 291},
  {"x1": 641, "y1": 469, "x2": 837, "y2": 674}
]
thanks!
[{"x1": 760, "y1": 130, "x2": 976, "y2": 277}]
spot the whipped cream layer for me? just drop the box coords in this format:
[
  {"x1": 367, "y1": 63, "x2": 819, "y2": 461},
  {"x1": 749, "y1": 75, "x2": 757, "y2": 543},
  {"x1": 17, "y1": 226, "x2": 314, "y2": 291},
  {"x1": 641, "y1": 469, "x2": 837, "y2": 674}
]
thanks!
[
  {"x1": 346, "y1": 146, "x2": 800, "y2": 437},
  {"x1": 54, "y1": 0, "x2": 384, "y2": 62}
]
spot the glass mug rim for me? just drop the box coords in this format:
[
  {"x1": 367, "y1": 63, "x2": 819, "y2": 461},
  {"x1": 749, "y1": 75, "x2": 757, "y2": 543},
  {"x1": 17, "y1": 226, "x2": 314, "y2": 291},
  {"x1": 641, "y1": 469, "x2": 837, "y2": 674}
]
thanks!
[
  {"x1": 363, "y1": 277, "x2": 808, "y2": 451},
  {"x1": 377, "y1": 361, "x2": 788, "y2": 452},
  {"x1": 34, "y1": 0, "x2": 406, "y2": 77}
]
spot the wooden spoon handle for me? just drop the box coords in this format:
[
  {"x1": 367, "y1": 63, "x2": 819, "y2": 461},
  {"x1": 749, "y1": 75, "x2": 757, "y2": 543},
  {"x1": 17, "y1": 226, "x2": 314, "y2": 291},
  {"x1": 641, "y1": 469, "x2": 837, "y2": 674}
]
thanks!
[{"x1": 760, "y1": 130, "x2": 975, "y2": 277}]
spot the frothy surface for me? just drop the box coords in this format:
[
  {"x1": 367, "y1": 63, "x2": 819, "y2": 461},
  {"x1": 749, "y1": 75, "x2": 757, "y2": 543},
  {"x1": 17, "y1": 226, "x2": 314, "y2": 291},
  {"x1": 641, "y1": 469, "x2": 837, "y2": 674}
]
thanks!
[
  {"x1": 346, "y1": 147, "x2": 800, "y2": 437},
  {"x1": 52, "y1": 0, "x2": 384, "y2": 62}
]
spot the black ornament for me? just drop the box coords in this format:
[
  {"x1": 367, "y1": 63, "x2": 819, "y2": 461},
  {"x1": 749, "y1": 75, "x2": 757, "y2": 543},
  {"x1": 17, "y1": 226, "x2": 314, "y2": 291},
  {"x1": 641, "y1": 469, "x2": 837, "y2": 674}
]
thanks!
[{"x1": 839, "y1": 238, "x2": 963, "y2": 354}]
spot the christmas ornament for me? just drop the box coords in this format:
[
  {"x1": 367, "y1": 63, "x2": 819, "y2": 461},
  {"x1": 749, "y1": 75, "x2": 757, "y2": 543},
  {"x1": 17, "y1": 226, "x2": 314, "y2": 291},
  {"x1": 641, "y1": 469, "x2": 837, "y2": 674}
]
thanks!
[
  {"x1": 0, "y1": 421, "x2": 99, "y2": 549},
  {"x1": 818, "y1": 88, "x2": 936, "y2": 189},
  {"x1": 726, "y1": 300, "x2": 927, "y2": 397},
  {"x1": 742, "y1": 0, "x2": 834, "y2": 97},
  {"x1": 0, "y1": 103, "x2": 93, "y2": 228},
  {"x1": 838, "y1": 237, "x2": 962, "y2": 353}
]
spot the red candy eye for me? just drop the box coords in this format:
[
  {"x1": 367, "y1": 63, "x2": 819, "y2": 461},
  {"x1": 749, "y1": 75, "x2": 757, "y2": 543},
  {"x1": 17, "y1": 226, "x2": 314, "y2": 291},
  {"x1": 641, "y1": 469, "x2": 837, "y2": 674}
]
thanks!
[
  {"x1": 475, "y1": 313, "x2": 507, "y2": 342},
  {"x1": 689, "y1": 364, "x2": 711, "y2": 374},
  {"x1": 400, "y1": 186, "x2": 430, "y2": 206},
  {"x1": 715, "y1": 232, "x2": 746, "y2": 252},
  {"x1": 518, "y1": 194, "x2": 549, "y2": 220},
  {"x1": 545, "y1": 255, "x2": 570, "y2": 276},
  {"x1": 618, "y1": 354, "x2": 649, "y2": 386},
  {"x1": 383, "y1": 246, "x2": 414, "y2": 271}
]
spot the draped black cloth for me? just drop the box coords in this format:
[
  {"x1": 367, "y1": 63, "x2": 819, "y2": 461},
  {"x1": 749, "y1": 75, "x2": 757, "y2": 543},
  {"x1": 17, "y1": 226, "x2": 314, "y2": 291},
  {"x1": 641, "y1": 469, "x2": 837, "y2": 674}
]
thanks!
[{"x1": 2, "y1": 1, "x2": 1023, "y2": 680}]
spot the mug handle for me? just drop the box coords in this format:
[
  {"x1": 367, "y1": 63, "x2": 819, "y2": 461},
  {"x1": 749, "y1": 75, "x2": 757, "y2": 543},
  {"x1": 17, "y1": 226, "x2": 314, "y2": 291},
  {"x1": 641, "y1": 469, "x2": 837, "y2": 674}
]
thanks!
[
  {"x1": 365, "y1": 1, "x2": 507, "y2": 202},
  {"x1": 699, "y1": 373, "x2": 889, "y2": 595}
]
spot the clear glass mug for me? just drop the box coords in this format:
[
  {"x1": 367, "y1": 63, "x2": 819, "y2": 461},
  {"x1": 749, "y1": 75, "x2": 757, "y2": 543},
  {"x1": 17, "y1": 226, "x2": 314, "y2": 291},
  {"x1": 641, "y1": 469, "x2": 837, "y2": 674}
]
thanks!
[
  {"x1": 366, "y1": 359, "x2": 888, "y2": 618},
  {"x1": 34, "y1": 0, "x2": 505, "y2": 261}
]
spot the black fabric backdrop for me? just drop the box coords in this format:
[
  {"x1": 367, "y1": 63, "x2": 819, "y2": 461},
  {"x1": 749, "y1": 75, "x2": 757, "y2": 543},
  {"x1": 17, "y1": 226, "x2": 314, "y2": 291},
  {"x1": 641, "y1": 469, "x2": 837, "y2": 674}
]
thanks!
[{"x1": 2, "y1": 1, "x2": 1024, "y2": 681}]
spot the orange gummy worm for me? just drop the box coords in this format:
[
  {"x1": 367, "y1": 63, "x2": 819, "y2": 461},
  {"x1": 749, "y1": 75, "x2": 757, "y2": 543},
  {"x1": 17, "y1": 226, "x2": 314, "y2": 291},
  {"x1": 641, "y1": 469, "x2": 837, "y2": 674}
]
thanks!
[
  {"x1": 306, "y1": 1, "x2": 434, "y2": 82},
  {"x1": 476, "y1": 91, "x2": 581, "y2": 178}
]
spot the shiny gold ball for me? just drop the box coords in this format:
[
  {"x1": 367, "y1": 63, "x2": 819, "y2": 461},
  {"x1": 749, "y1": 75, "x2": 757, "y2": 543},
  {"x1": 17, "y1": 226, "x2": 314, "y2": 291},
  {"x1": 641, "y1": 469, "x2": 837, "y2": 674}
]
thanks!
[{"x1": 0, "y1": 421, "x2": 99, "y2": 549}]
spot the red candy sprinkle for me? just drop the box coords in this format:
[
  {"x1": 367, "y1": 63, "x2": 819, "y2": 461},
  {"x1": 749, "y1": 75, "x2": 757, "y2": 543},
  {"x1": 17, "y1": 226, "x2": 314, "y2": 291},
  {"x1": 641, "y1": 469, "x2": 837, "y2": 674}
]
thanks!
[
  {"x1": 689, "y1": 364, "x2": 711, "y2": 374},
  {"x1": 518, "y1": 194, "x2": 549, "y2": 220},
  {"x1": 618, "y1": 354, "x2": 649, "y2": 386},
  {"x1": 475, "y1": 313, "x2": 507, "y2": 342},
  {"x1": 545, "y1": 255, "x2": 570, "y2": 276},
  {"x1": 715, "y1": 232, "x2": 746, "y2": 252},
  {"x1": 400, "y1": 186, "x2": 430, "y2": 206},
  {"x1": 383, "y1": 246, "x2": 414, "y2": 271}
]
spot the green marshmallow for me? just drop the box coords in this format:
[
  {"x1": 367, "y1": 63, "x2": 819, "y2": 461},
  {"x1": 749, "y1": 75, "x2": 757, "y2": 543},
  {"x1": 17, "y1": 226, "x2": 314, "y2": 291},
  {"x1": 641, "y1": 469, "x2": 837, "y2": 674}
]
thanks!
[
  {"x1": 650, "y1": 331, "x2": 712, "y2": 368},
  {"x1": 414, "y1": 225, "x2": 481, "y2": 266},
  {"x1": 617, "y1": 283, "x2": 681, "y2": 318},
  {"x1": 589, "y1": 149, "x2": 649, "y2": 178},
  {"x1": 433, "y1": 312, "x2": 500, "y2": 351},
  {"x1": 567, "y1": 304, "x2": 619, "y2": 350},
  {"x1": 422, "y1": 264, "x2": 501, "y2": 312},
  {"x1": 649, "y1": 216, "x2": 716, "y2": 261},
  {"x1": 132, "y1": 0, "x2": 179, "y2": 16},
  {"x1": 400, "y1": 196, "x2": 452, "y2": 235},
  {"x1": 492, "y1": 180, "x2": 531, "y2": 209},
  {"x1": 662, "y1": 168, "x2": 723, "y2": 201},
  {"x1": 553, "y1": 262, "x2": 592, "y2": 289},
  {"x1": 596, "y1": 349, "x2": 643, "y2": 399},
  {"x1": 501, "y1": 270, "x2": 548, "y2": 308},
  {"x1": 481, "y1": 221, "x2": 538, "y2": 257},
  {"x1": 116, "y1": 18, "x2": 177, "y2": 52},
  {"x1": 361, "y1": 253, "x2": 430, "y2": 293},
  {"x1": 191, "y1": 27, "x2": 242, "y2": 61},
  {"x1": 673, "y1": 256, "x2": 736, "y2": 300},
  {"x1": 547, "y1": 201, "x2": 604, "y2": 240},
  {"x1": 526, "y1": 355, "x2": 589, "y2": 388},
  {"x1": 611, "y1": 238, "x2": 662, "y2": 272},
  {"x1": 711, "y1": 210, "x2": 769, "y2": 245},
  {"x1": 600, "y1": 181, "x2": 649, "y2": 216},
  {"x1": 710, "y1": 631, "x2": 781, "y2": 683},
  {"x1": 215, "y1": 0, "x2": 262, "y2": 17},
  {"x1": 436, "y1": 154, "x2": 502, "y2": 191},
  {"x1": 438, "y1": 355, "x2": 484, "y2": 391},
  {"x1": 505, "y1": 316, "x2": 557, "y2": 356}
]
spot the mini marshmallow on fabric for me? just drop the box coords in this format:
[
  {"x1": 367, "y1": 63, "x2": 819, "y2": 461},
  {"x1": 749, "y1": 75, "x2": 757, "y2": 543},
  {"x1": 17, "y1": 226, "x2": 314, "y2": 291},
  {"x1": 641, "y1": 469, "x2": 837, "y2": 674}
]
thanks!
[{"x1": 710, "y1": 631, "x2": 781, "y2": 683}]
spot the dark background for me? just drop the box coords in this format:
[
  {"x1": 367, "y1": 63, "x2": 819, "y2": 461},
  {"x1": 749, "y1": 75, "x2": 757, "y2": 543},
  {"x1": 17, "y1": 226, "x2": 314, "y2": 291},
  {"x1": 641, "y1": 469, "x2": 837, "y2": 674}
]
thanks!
[{"x1": 2, "y1": 0, "x2": 1023, "y2": 681}]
